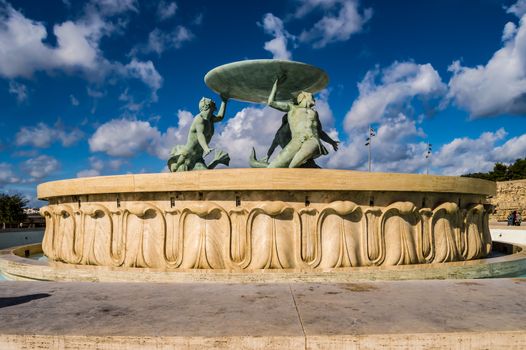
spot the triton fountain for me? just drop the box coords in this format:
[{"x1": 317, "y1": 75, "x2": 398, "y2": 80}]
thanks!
[{"x1": 1, "y1": 60, "x2": 525, "y2": 282}]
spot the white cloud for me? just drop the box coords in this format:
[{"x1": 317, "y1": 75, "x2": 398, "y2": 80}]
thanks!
[
  {"x1": 0, "y1": 2, "x2": 161, "y2": 101},
  {"x1": 326, "y1": 113, "x2": 428, "y2": 173},
  {"x1": 89, "y1": 118, "x2": 161, "y2": 157},
  {"x1": 76, "y1": 169, "x2": 100, "y2": 178},
  {"x1": 76, "y1": 156, "x2": 125, "y2": 177},
  {"x1": 0, "y1": 163, "x2": 20, "y2": 185},
  {"x1": 503, "y1": 21, "x2": 517, "y2": 41},
  {"x1": 344, "y1": 61, "x2": 446, "y2": 131},
  {"x1": 298, "y1": 0, "x2": 372, "y2": 48},
  {"x1": 21, "y1": 155, "x2": 60, "y2": 180},
  {"x1": 87, "y1": 87, "x2": 105, "y2": 98},
  {"x1": 8, "y1": 81, "x2": 27, "y2": 103},
  {"x1": 16, "y1": 122, "x2": 84, "y2": 148},
  {"x1": 140, "y1": 27, "x2": 193, "y2": 56},
  {"x1": 0, "y1": 4, "x2": 110, "y2": 78},
  {"x1": 123, "y1": 59, "x2": 163, "y2": 101},
  {"x1": 89, "y1": 110, "x2": 193, "y2": 159},
  {"x1": 214, "y1": 106, "x2": 284, "y2": 167},
  {"x1": 157, "y1": 1, "x2": 177, "y2": 21},
  {"x1": 91, "y1": 0, "x2": 138, "y2": 16},
  {"x1": 260, "y1": 13, "x2": 293, "y2": 60},
  {"x1": 506, "y1": 0, "x2": 526, "y2": 18},
  {"x1": 447, "y1": 13, "x2": 526, "y2": 117},
  {"x1": 493, "y1": 132, "x2": 526, "y2": 162},
  {"x1": 432, "y1": 129, "x2": 507, "y2": 175}
]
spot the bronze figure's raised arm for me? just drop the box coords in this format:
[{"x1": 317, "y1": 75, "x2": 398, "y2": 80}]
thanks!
[
  {"x1": 167, "y1": 96, "x2": 230, "y2": 172},
  {"x1": 250, "y1": 75, "x2": 338, "y2": 168}
]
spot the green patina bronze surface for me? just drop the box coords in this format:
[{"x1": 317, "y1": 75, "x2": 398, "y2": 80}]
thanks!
[
  {"x1": 249, "y1": 75, "x2": 339, "y2": 168},
  {"x1": 204, "y1": 59, "x2": 328, "y2": 103},
  {"x1": 167, "y1": 97, "x2": 230, "y2": 172},
  {"x1": 169, "y1": 59, "x2": 335, "y2": 171}
]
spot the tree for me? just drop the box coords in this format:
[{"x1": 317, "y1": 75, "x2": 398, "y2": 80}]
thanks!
[
  {"x1": 463, "y1": 158, "x2": 526, "y2": 181},
  {"x1": 0, "y1": 193, "x2": 28, "y2": 229}
]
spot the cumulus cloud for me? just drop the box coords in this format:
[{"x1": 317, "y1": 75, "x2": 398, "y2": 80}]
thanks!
[
  {"x1": 258, "y1": 1, "x2": 369, "y2": 59},
  {"x1": 89, "y1": 110, "x2": 193, "y2": 159},
  {"x1": 8, "y1": 81, "x2": 27, "y2": 103},
  {"x1": 0, "y1": 3, "x2": 108, "y2": 78},
  {"x1": 260, "y1": 13, "x2": 293, "y2": 60},
  {"x1": 157, "y1": 1, "x2": 177, "y2": 21},
  {"x1": 139, "y1": 27, "x2": 193, "y2": 56},
  {"x1": 21, "y1": 155, "x2": 60, "y2": 180},
  {"x1": 122, "y1": 59, "x2": 163, "y2": 101},
  {"x1": 89, "y1": 118, "x2": 161, "y2": 157},
  {"x1": 16, "y1": 122, "x2": 84, "y2": 148},
  {"x1": 214, "y1": 106, "x2": 284, "y2": 167},
  {"x1": 91, "y1": 0, "x2": 138, "y2": 15},
  {"x1": 344, "y1": 61, "x2": 446, "y2": 131},
  {"x1": 297, "y1": 0, "x2": 373, "y2": 48},
  {"x1": 494, "y1": 132, "x2": 526, "y2": 160},
  {"x1": 326, "y1": 113, "x2": 428, "y2": 172},
  {"x1": 447, "y1": 12, "x2": 526, "y2": 117},
  {"x1": 0, "y1": 163, "x2": 20, "y2": 185},
  {"x1": 506, "y1": 0, "x2": 526, "y2": 18},
  {"x1": 76, "y1": 156, "x2": 125, "y2": 177},
  {"x1": 432, "y1": 129, "x2": 506, "y2": 175},
  {"x1": 0, "y1": 2, "x2": 162, "y2": 100},
  {"x1": 76, "y1": 169, "x2": 100, "y2": 178}
]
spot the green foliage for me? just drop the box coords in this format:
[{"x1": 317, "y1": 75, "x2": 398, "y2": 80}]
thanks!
[
  {"x1": 0, "y1": 193, "x2": 28, "y2": 228},
  {"x1": 463, "y1": 158, "x2": 526, "y2": 181}
]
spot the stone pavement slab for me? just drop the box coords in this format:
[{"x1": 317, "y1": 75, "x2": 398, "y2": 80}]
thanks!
[{"x1": 0, "y1": 279, "x2": 525, "y2": 349}]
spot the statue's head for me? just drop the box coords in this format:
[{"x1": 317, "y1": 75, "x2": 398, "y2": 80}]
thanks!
[
  {"x1": 296, "y1": 91, "x2": 315, "y2": 107},
  {"x1": 199, "y1": 97, "x2": 216, "y2": 115}
]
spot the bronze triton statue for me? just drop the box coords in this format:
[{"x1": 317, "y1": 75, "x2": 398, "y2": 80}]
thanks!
[
  {"x1": 167, "y1": 96, "x2": 230, "y2": 172},
  {"x1": 169, "y1": 59, "x2": 337, "y2": 171},
  {"x1": 249, "y1": 76, "x2": 339, "y2": 168}
]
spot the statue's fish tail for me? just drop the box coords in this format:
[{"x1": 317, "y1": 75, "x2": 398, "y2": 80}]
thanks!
[{"x1": 249, "y1": 147, "x2": 268, "y2": 168}]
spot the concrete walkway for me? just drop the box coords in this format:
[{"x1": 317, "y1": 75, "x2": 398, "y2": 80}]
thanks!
[{"x1": 0, "y1": 279, "x2": 525, "y2": 349}]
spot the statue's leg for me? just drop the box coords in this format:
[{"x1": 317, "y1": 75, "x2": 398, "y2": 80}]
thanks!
[
  {"x1": 268, "y1": 140, "x2": 301, "y2": 168},
  {"x1": 288, "y1": 139, "x2": 320, "y2": 168}
]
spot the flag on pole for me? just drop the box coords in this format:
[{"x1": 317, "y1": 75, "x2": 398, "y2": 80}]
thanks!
[
  {"x1": 365, "y1": 127, "x2": 375, "y2": 146},
  {"x1": 425, "y1": 143, "x2": 432, "y2": 158}
]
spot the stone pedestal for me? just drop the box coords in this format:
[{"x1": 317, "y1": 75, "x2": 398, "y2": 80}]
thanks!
[{"x1": 37, "y1": 169, "x2": 495, "y2": 270}]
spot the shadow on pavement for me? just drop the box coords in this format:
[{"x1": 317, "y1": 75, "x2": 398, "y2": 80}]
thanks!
[{"x1": 0, "y1": 293, "x2": 51, "y2": 308}]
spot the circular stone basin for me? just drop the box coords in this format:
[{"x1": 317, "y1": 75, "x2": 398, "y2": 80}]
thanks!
[
  {"x1": 204, "y1": 59, "x2": 329, "y2": 103},
  {"x1": 36, "y1": 169, "x2": 495, "y2": 271}
]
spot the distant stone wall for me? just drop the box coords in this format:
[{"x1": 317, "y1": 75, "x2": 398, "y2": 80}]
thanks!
[{"x1": 490, "y1": 180, "x2": 526, "y2": 221}]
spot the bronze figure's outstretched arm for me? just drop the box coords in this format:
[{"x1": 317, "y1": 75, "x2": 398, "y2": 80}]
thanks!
[
  {"x1": 213, "y1": 95, "x2": 228, "y2": 122},
  {"x1": 267, "y1": 77, "x2": 290, "y2": 112}
]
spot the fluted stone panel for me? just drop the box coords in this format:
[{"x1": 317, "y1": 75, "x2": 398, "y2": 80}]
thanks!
[{"x1": 40, "y1": 192, "x2": 493, "y2": 270}]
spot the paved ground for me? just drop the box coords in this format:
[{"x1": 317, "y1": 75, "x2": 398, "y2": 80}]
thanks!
[
  {"x1": 490, "y1": 221, "x2": 524, "y2": 230},
  {"x1": 0, "y1": 279, "x2": 525, "y2": 349}
]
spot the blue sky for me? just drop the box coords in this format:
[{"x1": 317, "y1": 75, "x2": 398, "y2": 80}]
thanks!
[{"x1": 1, "y1": 0, "x2": 526, "y2": 206}]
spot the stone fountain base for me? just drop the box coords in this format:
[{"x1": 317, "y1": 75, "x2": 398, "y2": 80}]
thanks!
[{"x1": 34, "y1": 169, "x2": 496, "y2": 273}]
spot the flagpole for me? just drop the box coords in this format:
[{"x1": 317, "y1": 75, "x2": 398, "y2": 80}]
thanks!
[
  {"x1": 368, "y1": 124, "x2": 372, "y2": 172},
  {"x1": 425, "y1": 142, "x2": 432, "y2": 175}
]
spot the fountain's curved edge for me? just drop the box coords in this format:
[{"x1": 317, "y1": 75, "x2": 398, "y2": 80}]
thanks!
[
  {"x1": 1, "y1": 242, "x2": 524, "y2": 283},
  {"x1": 34, "y1": 169, "x2": 497, "y2": 271},
  {"x1": 37, "y1": 169, "x2": 495, "y2": 198}
]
